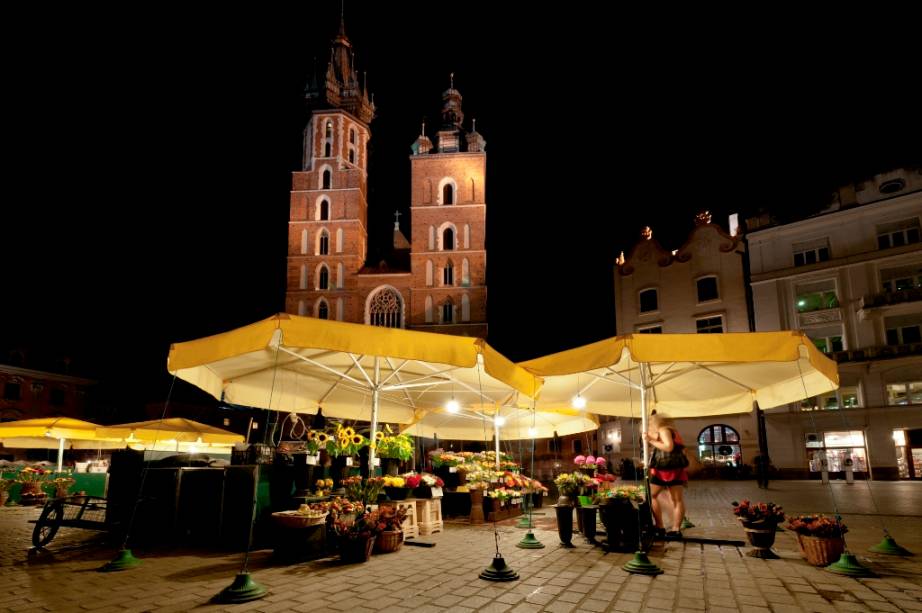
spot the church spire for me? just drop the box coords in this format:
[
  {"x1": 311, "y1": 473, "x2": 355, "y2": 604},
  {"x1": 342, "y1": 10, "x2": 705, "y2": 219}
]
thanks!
[{"x1": 305, "y1": 13, "x2": 375, "y2": 124}]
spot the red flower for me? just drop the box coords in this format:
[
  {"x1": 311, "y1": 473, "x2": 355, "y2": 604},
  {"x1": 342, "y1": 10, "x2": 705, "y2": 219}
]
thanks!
[{"x1": 435, "y1": 478, "x2": 444, "y2": 487}]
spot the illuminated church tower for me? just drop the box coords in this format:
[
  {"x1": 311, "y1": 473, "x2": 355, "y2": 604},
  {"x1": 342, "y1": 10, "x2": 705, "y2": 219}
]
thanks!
[{"x1": 286, "y1": 25, "x2": 487, "y2": 337}]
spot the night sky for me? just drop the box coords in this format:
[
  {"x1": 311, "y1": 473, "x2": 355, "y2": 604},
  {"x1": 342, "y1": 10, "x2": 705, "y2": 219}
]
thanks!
[{"x1": 3, "y1": 4, "x2": 920, "y2": 413}]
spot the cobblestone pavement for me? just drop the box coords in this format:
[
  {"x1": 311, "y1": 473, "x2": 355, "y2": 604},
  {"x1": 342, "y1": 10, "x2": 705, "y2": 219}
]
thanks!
[{"x1": 1, "y1": 481, "x2": 920, "y2": 613}]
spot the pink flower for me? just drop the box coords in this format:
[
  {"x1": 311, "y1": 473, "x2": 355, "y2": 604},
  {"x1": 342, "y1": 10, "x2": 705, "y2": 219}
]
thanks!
[
  {"x1": 595, "y1": 457, "x2": 607, "y2": 466},
  {"x1": 574, "y1": 455, "x2": 586, "y2": 466},
  {"x1": 585, "y1": 455, "x2": 596, "y2": 466}
]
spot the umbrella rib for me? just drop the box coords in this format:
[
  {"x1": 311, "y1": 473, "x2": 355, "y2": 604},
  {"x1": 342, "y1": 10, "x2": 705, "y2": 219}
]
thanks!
[
  {"x1": 382, "y1": 358, "x2": 418, "y2": 410},
  {"x1": 318, "y1": 361, "x2": 361, "y2": 404},
  {"x1": 347, "y1": 353, "x2": 376, "y2": 388},
  {"x1": 598, "y1": 367, "x2": 642, "y2": 390},
  {"x1": 416, "y1": 361, "x2": 498, "y2": 404},
  {"x1": 277, "y1": 347, "x2": 367, "y2": 388}
]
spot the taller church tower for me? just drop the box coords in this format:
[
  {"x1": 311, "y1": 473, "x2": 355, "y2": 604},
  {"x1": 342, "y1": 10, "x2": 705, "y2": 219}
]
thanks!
[
  {"x1": 286, "y1": 18, "x2": 374, "y2": 322},
  {"x1": 407, "y1": 77, "x2": 488, "y2": 337}
]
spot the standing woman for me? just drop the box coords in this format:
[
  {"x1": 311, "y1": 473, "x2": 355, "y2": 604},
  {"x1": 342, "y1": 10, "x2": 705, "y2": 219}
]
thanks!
[{"x1": 641, "y1": 412, "x2": 688, "y2": 538}]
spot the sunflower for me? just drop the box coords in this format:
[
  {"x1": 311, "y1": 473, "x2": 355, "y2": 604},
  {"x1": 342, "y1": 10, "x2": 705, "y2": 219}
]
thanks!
[
  {"x1": 340, "y1": 438, "x2": 350, "y2": 449},
  {"x1": 344, "y1": 427, "x2": 355, "y2": 437},
  {"x1": 316, "y1": 432, "x2": 329, "y2": 443},
  {"x1": 307, "y1": 430, "x2": 317, "y2": 441},
  {"x1": 375, "y1": 431, "x2": 384, "y2": 441},
  {"x1": 351, "y1": 435, "x2": 363, "y2": 445}
]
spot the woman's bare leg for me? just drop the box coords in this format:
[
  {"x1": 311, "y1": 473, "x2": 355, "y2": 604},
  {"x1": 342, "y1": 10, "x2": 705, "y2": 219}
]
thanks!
[
  {"x1": 668, "y1": 486, "x2": 686, "y2": 532},
  {"x1": 650, "y1": 483, "x2": 666, "y2": 528}
]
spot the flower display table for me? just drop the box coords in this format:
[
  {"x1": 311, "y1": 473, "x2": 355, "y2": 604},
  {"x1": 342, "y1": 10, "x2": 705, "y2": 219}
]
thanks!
[{"x1": 416, "y1": 498, "x2": 443, "y2": 535}]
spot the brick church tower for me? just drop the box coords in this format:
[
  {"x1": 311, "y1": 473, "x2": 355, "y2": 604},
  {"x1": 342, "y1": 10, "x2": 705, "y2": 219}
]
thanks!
[{"x1": 286, "y1": 23, "x2": 488, "y2": 337}]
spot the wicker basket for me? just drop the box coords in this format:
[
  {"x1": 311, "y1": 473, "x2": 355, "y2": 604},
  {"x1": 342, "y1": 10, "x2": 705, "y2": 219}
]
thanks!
[
  {"x1": 272, "y1": 511, "x2": 328, "y2": 529},
  {"x1": 374, "y1": 530, "x2": 403, "y2": 553},
  {"x1": 799, "y1": 535, "x2": 845, "y2": 566}
]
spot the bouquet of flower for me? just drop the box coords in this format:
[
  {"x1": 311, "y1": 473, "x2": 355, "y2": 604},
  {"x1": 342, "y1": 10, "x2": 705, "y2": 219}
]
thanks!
[
  {"x1": 327, "y1": 424, "x2": 369, "y2": 458},
  {"x1": 597, "y1": 485, "x2": 645, "y2": 503},
  {"x1": 48, "y1": 476, "x2": 76, "y2": 496},
  {"x1": 732, "y1": 500, "x2": 785, "y2": 524},
  {"x1": 16, "y1": 467, "x2": 53, "y2": 485},
  {"x1": 375, "y1": 504, "x2": 408, "y2": 532},
  {"x1": 315, "y1": 478, "x2": 334, "y2": 495},
  {"x1": 343, "y1": 476, "x2": 385, "y2": 505},
  {"x1": 328, "y1": 497, "x2": 364, "y2": 520},
  {"x1": 0, "y1": 478, "x2": 14, "y2": 492},
  {"x1": 786, "y1": 514, "x2": 848, "y2": 538},
  {"x1": 574, "y1": 454, "x2": 604, "y2": 469},
  {"x1": 374, "y1": 426, "x2": 413, "y2": 461},
  {"x1": 554, "y1": 473, "x2": 582, "y2": 497},
  {"x1": 333, "y1": 510, "x2": 382, "y2": 540}
]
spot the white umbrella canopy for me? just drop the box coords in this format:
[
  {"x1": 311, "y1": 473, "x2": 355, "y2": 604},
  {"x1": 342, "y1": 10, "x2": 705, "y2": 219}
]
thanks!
[
  {"x1": 520, "y1": 331, "x2": 839, "y2": 418},
  {"x1": 167, "y1": 314, "x2": 541, "y2": 468},
  {"x1": 520, "y1": 331, "x2": 839, "y2": 471},
  {"x1": 0, "y1": 437, "x2": 126, "y2": 450},
  {"x1": 403, "y1": 405, "x2": 598, "y2": 441},
  {"x1": 96, "y1": 418, "x2": 244, "y2": 445}
]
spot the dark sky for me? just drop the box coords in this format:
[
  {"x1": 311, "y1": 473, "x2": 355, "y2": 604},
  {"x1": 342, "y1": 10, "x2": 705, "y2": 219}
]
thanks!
[{"x1": 3, "y1": 3, "x2": 920, "y2": 411}]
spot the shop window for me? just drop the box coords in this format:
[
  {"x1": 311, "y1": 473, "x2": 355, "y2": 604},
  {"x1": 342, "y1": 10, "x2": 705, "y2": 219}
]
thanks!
[{"x1": 697, "y1": 425, "x2": 741, "y2": 466}]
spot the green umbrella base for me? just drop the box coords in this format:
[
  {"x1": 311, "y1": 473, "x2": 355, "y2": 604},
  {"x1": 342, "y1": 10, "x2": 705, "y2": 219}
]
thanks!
[{"x1": 213, "y1": 573, "x2": 268, "y2": 603}]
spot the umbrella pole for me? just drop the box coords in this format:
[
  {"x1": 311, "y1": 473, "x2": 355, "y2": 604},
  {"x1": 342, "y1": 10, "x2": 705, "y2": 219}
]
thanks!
[
  {"x1": 624, "y1": 362, "x2": 662, "y2": 576},
  {"x1": 57, "y1": 438, "x2": 65, "y2": 473},
  {"x1": 494, "y1": 415, "x2": 500, "y2": 471},
  {"x1": 368, "y1": 358, "x2": 380, "y2": 476}
]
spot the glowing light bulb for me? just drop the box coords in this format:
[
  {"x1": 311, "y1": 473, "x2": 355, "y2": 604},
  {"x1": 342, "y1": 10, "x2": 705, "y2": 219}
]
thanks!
[
  {"x1": 572, "y1": 395, "x2": 587, "y2": 410},
  {"x1": 528, "y1": 426, "x2": 537, "y2": 437},
  {"x1": 494, "y1": 416, "x2": 506, "y2": 426},
  {"x1": 446, "y1": 399, "x2": 460, "y2": 413}
]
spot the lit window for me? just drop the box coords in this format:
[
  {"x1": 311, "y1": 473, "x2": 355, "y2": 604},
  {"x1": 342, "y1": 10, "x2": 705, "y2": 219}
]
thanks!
[
  {"x1": 881, "y1": 264, "x2": 922, "y2": 292},
  {"x1": 886, "y1": 381, "x2": 922, "y2": 405},
  {"x1": 325, "y1": 120, "x2": 332, "y2": 139},
  {"x1": 801, "y1": 385, "x2": 860, "y2": 411},
  {"x1": 697, "y1": 425, "x2": 741, "y2": 466},
  {"x1": 795, "y1": 279, "x2": 839, "y2": 313},
  {"x1": 696, "y1": 276, "x2": 719, "y2": 303},
  {"x1": 639, "y1": 288, "x2": 658, "y2": 313}
]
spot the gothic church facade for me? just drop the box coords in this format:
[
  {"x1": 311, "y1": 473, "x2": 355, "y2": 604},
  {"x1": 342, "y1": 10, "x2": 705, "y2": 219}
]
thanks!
[{"x1": 285, "y1": 21, "x2": 488, "y2": 338}]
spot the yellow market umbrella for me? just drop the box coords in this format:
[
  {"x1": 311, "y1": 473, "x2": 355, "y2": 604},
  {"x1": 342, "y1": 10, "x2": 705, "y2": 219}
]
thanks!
[
  {"x1": 403, "y1": 405, "x2": 598, "y2": 441},
  {"x1": 0, "y1": 417, "x2": 109, "y2": 471},
  {"x1": 167, "y1": 313, "x2": 541, "y2": 470},
  {"x1": 97, "y1": 417, "x2": 244, "y2": 445},
  {"x1": 520, "y1": 331, "x2": 838, "y2": 472},
  {"x1": 0, "y1": 437, "x2": 126, "y2": 450}
]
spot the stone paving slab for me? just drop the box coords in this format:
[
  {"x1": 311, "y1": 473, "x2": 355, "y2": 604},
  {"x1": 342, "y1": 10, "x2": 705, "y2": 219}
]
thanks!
[{"x1": 0, "y1": 481, "x2": 920, "y2": 612}]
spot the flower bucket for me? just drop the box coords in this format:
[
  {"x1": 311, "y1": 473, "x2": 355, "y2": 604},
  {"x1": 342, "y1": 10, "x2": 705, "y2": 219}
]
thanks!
[
  {"x1": 384, "y1": 486, "x2": 410, "y2": 501},
  {"x1": 578, "y1": 495, "x2": 593, "y2": 507},
  {"x1": 374, "y1": 530, "x2": 403, "y2": 554},
  {"x1": 339, "y1": 534, "x2": 375, "y2": 563},
  {"x1": 799, "y1": 535, "x2": 845, "y2": 566},
  {"x1": 740, "y1": 519, "x2": 779, "y2": 559}
]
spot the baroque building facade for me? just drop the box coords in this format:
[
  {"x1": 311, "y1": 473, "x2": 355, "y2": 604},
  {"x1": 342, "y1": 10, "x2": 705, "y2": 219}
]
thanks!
[{"x1": 285, "y1": 22, "x2": 487, "y2": 337}]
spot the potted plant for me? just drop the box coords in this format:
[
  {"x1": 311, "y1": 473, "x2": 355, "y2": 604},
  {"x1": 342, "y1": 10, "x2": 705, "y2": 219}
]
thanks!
[
  {"x1": 332, "y1": 510, "x2": 381, "y2": 563},
  {"x1": 405, "y1": 472, "x2": 444, "y2": 498},
  {"x1": 596, "y1": 485, "x2": 645, "y2": 552},
  {"x1": 0, "y1": 478, "x2": 13, "y2": 507},
  {"x1": 374, "y1": 427, "x2": 413, "y2": 476},
  {"x1": 48, "y1": 475, "x2": 76, "y2": 499},
  {"x1": 342, "y1": 476, "x2": 385, "y2": 505},
  {"x1": 372, "y1": 504, "x2": 409, "y2": 553},
  {"x1": 553, "y1": 473, "x2": 582, "y2": 547},
  {"x1": 16, "y1": 467, "x2": 52, "y2": 506},
  {"x1": 787, "y1": 514, "x2": 848, "y2": 566},
  {"x1": 382, "y1": 475, "x2": 411, "y2": 500},
  {"x1": 732, "y1": 500, "x2": 785, "y2": 558}
]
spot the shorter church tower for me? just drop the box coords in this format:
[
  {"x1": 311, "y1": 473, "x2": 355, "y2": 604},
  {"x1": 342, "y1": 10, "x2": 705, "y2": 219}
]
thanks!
[{"x1": 408, "y1": 76, "x2": 488, "y2": 337}]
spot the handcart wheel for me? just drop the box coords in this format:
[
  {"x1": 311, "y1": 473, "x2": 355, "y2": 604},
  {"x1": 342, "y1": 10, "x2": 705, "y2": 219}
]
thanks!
[{"x1": 32, "y1": 502, "x2": 64, "y2": 547}]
